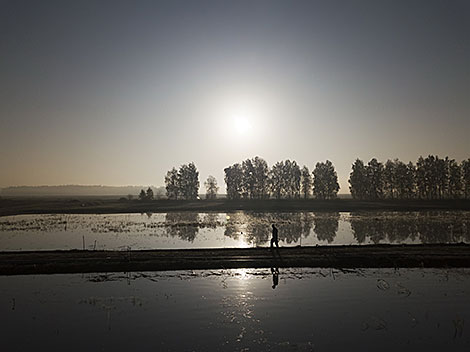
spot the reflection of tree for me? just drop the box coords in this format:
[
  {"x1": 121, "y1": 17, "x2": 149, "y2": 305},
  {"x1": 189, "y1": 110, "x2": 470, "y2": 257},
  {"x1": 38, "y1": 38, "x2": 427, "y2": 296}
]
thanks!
[
  {"x1": 416, "y1": 212, "x2": 464, "y2": 243},
  {"x1": 300, "y1": 212, "x2": 314, "y2": 239},
  {"x1": 224, "y1": 212, "x2": 246, "y2": 240},
  {"x1": 382, "y1": 214, "x2": 418, "y2": 243},
  {"x1": 245, "y1": 213, "x2": 270, "y2": 246},
  {"x1": 224, "y1": 212, "x2": 314, "y2": 246},
  {"x1": 164, "y1": 212, "x2": 199, "y2": 242},
  {"x1": 350, "y1": 213, "x2": 386, "y2": 244},
  {"x1": 201, "y1": 213, "x2": 218, "y2": 229},
  {"x1": 314, "y1": 213, "x2": 339, "y2": 243},
  {"x1": 274, "y1": 213, "x2": 302, "y2": 244},
  {"x1": 350, "y1": 211, "x2": 470, "y2": 244}
]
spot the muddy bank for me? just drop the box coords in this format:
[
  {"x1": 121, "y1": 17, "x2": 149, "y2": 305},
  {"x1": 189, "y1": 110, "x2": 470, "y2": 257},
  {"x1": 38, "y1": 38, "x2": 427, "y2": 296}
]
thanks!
[
  {"x1": 1, "y1": 198, "x2": 470, "y2": 217},
  {"x1": 1, "y1": 244, "x2": 470, "y2": 275}
]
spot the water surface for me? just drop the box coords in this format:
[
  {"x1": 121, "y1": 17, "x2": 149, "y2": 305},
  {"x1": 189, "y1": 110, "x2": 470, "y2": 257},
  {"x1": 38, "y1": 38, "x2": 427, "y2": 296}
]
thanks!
[
  {"x1": 1, "y1": 268, "x2": 469, "y2": 351},
  {"x1": 0, "y1": 211, "x2": 469, "y2": 251}
]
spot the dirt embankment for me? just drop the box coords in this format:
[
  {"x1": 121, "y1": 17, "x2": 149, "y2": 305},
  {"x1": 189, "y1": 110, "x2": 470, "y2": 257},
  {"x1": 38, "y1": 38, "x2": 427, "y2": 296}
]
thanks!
[
  {"x1": 1, "y1": 244, "x2": 469, "y2": 275},
  {"x1": 1, "y1": 198, "x2": 470, "y2": 217}
]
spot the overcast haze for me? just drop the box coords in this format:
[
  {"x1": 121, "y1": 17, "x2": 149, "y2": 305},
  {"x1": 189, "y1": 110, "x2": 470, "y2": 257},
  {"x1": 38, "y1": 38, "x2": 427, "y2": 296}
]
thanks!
[{"x1": 1, "y1": 0, "x2": 469, "y2": 193}]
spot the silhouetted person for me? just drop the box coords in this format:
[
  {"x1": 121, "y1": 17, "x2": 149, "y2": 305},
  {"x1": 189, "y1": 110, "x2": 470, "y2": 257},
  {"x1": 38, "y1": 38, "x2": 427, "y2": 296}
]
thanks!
[
  {"x1": 271, "y1": 224, "x2": 279, "y2": 249},
  {"x1": 271, "y1": 267, "x2": 279, "y2": 289}
]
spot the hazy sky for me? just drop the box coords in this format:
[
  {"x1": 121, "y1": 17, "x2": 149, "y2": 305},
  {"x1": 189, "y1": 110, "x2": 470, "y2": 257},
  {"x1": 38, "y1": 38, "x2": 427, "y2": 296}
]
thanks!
[{"x1": 1, "y1": 0, "x2": 469, "y2": 192}]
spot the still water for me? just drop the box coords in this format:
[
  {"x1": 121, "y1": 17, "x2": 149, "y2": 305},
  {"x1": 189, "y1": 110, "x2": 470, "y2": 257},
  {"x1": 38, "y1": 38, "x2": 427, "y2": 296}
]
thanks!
[
  {"x1": 0, "y1": 211, "x2": 469, "y2": 251},
  {"x1": 0, "y1": 268, "x2": 469, "y2": 351}
]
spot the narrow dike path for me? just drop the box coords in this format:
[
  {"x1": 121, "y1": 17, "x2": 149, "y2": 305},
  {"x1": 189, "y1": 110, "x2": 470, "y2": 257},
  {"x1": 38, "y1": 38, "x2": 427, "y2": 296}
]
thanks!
[{"x1": 1, "y1": 244, "x2": 469, "y2": 275}]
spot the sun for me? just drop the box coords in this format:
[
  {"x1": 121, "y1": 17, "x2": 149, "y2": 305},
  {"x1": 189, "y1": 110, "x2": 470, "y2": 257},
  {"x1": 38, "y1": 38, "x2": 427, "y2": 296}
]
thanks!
[{"x1": 233, "y1": 116, "x2": 253, "y2": 135}]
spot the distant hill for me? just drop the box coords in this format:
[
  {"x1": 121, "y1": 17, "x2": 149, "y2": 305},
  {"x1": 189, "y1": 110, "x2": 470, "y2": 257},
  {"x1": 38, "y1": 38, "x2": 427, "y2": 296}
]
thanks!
[{"x1": 0, "y1": 185, "x2": 166, "y2": 197}]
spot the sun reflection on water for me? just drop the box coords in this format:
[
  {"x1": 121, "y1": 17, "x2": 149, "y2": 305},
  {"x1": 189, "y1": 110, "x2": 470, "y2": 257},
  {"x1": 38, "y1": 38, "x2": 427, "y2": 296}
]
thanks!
[{"x1": 231, "y1": 268, "x2": 250, "y2": 281}]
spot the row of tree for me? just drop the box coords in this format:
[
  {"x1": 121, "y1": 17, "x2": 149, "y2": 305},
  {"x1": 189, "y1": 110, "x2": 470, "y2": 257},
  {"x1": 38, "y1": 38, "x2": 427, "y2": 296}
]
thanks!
[
  {"x1": 349, "y1": 156, "x2": 470, "y2": 200},
  {"x1": 224, "y1": 157, "x2": 340, "y2": 200},
  {"x1": 160, "y1": 155, "x2": 470, "y2": 200},
  {"x1": 164, "y1": 162, "x2": 200, "y2": 200}
]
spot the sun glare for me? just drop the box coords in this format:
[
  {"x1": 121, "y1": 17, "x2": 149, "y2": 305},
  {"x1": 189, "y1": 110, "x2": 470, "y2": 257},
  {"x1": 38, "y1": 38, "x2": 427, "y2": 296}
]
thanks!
[{"x1": 234, "y1": 116, "x2": 252, "y2": 135}]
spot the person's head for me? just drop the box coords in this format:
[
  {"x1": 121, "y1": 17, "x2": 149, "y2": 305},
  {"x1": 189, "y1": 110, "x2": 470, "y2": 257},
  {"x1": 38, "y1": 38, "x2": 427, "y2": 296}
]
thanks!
[{"x1": 272, "y1": 223, "x2": 275, "y2": 228}]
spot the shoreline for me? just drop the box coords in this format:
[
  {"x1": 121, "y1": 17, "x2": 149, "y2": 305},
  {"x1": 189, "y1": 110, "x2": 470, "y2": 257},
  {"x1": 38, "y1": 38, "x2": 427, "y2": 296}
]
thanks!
[
  {"x1": 1, "y1": 243, "x2": 470, "y2": 275},
  {"x1": 1, "y1": 198, "x2": 470, "y2": 217}
]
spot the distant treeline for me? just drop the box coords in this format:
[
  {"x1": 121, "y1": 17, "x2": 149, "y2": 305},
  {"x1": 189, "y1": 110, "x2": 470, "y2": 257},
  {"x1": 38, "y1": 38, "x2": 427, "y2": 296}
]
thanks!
[
  {"x1": 161, "y1": 155, "x2": 470, "y2": 201},
  {"x1": 224, "y1": 157, "x2": 338, "y2": 200},
  {"x1": 349, "y1": 156, "x2": 470, "y2": 200},
  {"x1": 163, "y1": 157, "x2": 339, "y2": 200},
  {"x1": 1, "y1": 185, "x2": 165, "y2": 197}
]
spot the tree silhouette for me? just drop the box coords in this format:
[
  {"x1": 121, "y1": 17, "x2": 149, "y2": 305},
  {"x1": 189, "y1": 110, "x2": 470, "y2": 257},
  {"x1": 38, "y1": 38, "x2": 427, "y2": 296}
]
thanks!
[
  {"x1": 383, "y1": 159, "x2": 397, "y2": 199},
  {"x1": 165, "y1": 163, "x2": 199, "y2": 200},
  {"x1": 241, "y1": 158, "x2": 256, "y2": 199},
  {"x1": 312, "y1": 160, "x2": 340, "y2": 199},
  {"x1": 300, "y1": 166, "x2": 312, "y2": 199},
  {"x1": 252, "y1": 157, "x2": 270, "y2": 199},
  {"x1": 224, "y1": 163, "x2": 243, "y2": 199},
  {"x1": 165, "y1": 167, "x2": 179, "y2": 200},
  {"x1": 146, "y1": 187, "x2": 154, "y2": 200},
  {"x1": 366, "y1": 158, "x2": 384, "y2": 199},
  {"x1": 349, "y1": 159, "x2": 368, "y2": 199},
  {"x1": 204, "y1": 175, "x2": 219, "y2": 199},
  {"x1": 448, "y1": 159, "x2": 462, "y2": 199},
  {"x1": 241, "y1": 157, "x2": 269, "y2": 199},
  {"x1": 462, "y1": 159, "x2": 470, "y2": 199},
  {"x1": 283, "y1": 160, "x2": 301, "y2": 198},
  {"x1": 269, "y1": 161, "x2": 285, "y2": 199},
  {"x1": 348, "y1": 155, "x2": 470, "y2": 200},
  {"x1": 138, "y1": 189, "x2": 146, "y2": 201},
  {"x1": 178, "y1": 162, "x2": 199, "y2": 200},
  {"x1": 394, "y1": 161, "x2": 416, "y2": 199}
]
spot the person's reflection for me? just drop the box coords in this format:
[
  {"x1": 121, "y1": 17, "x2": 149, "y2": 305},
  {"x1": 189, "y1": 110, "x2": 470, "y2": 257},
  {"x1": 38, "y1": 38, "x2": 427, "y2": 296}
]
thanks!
[{"x1": 271, "y1": 267, "x2": 279, "y2": 289}]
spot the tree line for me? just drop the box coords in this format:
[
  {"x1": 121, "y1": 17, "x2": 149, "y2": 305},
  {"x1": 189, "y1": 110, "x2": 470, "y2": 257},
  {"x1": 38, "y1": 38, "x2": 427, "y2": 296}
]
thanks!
[
  {"x1": 224, "y1": 157, "x2": 339, "y2": 200},
  {"x1": 349, "y1": 156, "x2": 470, "y2": 200},
  {"x1": 156, "y1": 155, "x2": 470, "y2": 201}
]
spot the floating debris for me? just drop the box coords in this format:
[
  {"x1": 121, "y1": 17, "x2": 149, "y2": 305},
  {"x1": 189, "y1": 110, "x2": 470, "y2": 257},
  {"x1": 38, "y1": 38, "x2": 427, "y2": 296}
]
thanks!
[{"x1": 377, "y1": 279, "x2": 390, "y2": 290}]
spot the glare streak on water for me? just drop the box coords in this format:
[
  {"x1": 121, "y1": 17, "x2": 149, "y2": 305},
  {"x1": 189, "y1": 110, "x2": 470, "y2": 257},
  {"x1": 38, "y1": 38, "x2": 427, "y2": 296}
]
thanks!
[
  {"x1": 0, "y1": 211, "x2": 469, "y2": 251},
  {"x1": 0, "y1": 268, "x2": 469, "y2": 351}
]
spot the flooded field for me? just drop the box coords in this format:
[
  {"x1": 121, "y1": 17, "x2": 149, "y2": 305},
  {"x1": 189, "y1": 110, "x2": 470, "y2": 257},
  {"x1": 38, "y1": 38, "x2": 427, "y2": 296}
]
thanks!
[
  {"x1": 0, "y1": 211, "x2": 469, "y2": 251},
  {"x1": 0, "y1": 268, "x2": 469, "y2": 351}
]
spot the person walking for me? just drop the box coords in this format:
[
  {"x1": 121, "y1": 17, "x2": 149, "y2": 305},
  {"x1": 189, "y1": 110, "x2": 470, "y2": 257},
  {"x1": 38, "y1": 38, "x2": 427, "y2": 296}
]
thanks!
[{"x1": 270, "y1": 224, "x2": 279, "y2": 249}]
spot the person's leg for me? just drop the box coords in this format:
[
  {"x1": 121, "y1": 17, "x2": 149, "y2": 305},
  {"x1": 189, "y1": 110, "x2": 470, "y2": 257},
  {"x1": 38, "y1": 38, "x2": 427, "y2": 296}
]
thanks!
[{"x1": 270, "y1": 238, "x2": 274, "y2": 248}]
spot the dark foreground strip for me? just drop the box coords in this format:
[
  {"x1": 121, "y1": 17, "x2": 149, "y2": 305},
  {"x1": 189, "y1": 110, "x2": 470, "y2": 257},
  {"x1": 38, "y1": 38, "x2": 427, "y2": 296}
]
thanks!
[{"x1": 1, "y1": 244, "x2": 470, "y2": 275}]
